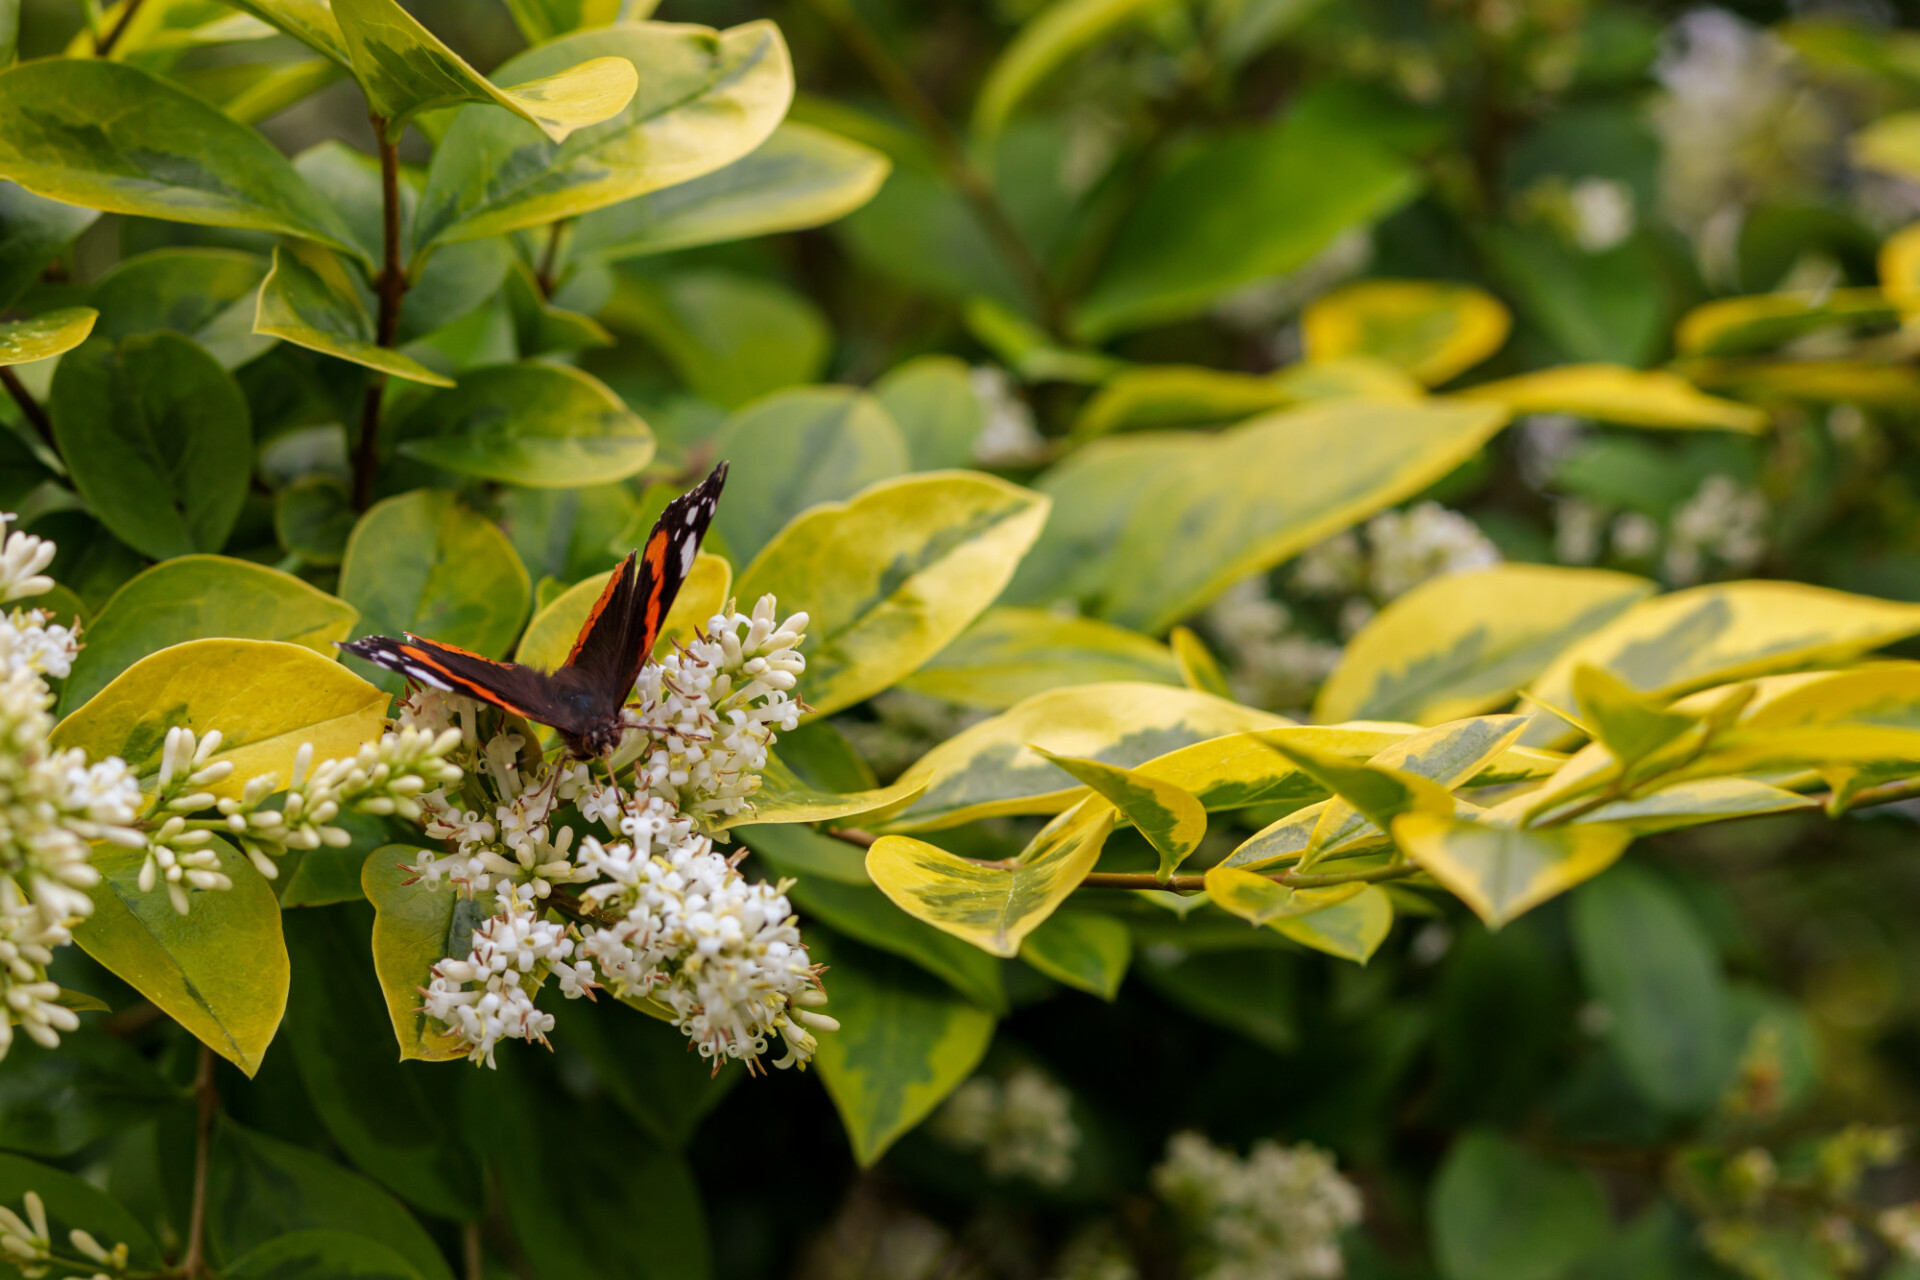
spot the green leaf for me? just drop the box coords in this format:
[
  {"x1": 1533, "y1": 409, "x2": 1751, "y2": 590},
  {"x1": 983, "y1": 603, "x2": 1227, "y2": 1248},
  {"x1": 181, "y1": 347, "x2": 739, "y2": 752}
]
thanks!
[
  {"x1": 1133, "y1": 945, "x2": 1296, "y2": 1052},
  {"x1": 1034, "y1": 748, "x2": 1206, "y2": 880},
  {"x1": 52, "y1": 637, "x2": 386, "y2": 800},
  {"x1": 724, "y1": 753, "x2": 925, "y2": 830},
  {"x1": 360, "y1": 848, "x2": 468, "y2": 1062},
  {"x1": 515, "y1": 552, "x2": 728, "y2": 671},
  {"x1": 1268, "y1": 884, "x2": 1395, "y2": 963},
  {"x1": 1071, "y1": 360, "x2": 1415, "y2": 440},
  {"x1": 1431, "y1": 1132, "x2": 1609, "y2": 1280},
  {"x1": 1169, "y1": 625, "x2": 1233, "y2": 698},
  {"x1": 393, "y1": 362, "x2": 652, "y2": 488},
  {"x1": 713, "y1": 386, "x2": 907, "y2": 564},
  {"x1": 1301, "y1": 279, "x2": 1510, "y2": 385},
  {"x1": 338, "y1": 490, "x2": 530, "y2": 692},
  {"x1": 1675, "y1": 286, "x2": 1894, "y2": 358},
  {"x1": 208, "y1": 0, "x2": 350, "y2": 67},
  {"x1": 1019, "y1": 908, "x2": 1131, "y2": 999},
  {"x1": 866, "y1": 799, "x2": 1116, "y2": 957},
  {"x1": 1571, "y1": 664, "x2": 1700, "y2": 768},
  {"x1": 275, "y1": 475, "x2": 357, "y2": 566},
  {"x1": 501, "y1": 260, "x2": 610, "y2": 355},
  {"x1": 59, "y1": 555, "x2": 358, "y2": 714},
  {"x1": 1203, "y1": 866, "x2": 1365, "y2": 927},
  {"x1": 607, "y1": 269, "x2": 830, "y2": 410},
  {"x1": 173, "y1": 57, "x2": 345, "y2": 125},
  {"x1": 0, "y1": 1027, "x2": 177, "y2": 1157},
  {"x1": 1008, "y1": 399, "x2": 1509, "y2": 633},
  {"x1": 1570, "y1": 863, "x2": 1737, "y2": 1113},
  {"x1": 253, "y1": 245, "x2": 455, "y2": 387},
  {"x1": 74, "y1": 838, "x2": 288, "y2": 1076},
  {"x1": 1485, "y1": 226, "x2": 1669, "y2": 366},
  {"x1": 225, "y1": 1230, "x2": 425, "y2": 1280},
  {"x1": 1315, "y1": 565, "x2": 1656, "y2": 725},
  {"x1": 0, "y1": 181, "x2": 97, "y2": 310},
  {"x1": 1393, "y1": 813, "x2": 1631, "y2": 928},
  {"x1": 901, "y1": 607, "x2": 1182, "y2": 710},
  {"x1": 872, "y1": 354, "x2": 982, "y2": 472},
  {"x1": 412, "y1": 21, "x2": 792, "y2": 248},
  {"x1": 1073, "y1": 112, "x2": 1419, "y2": 338},
  {"x1": 0, "y1": 59, "x2": 355, "y2": 253},
  {"x1": 48, "y1": 333, "x2": 250, "y2": 560},
  {"x1": 331, "y1": 0, "x2": 636, "y2": 140},
  {"x1": 208, "y1": 1119, "x2": 454, "y2": 1280},
  {"x1": 972, "y1": 0, "x2": 1178, "y2": 141},
  {"x1": 549, "y1": 999, "x2": 736, "y2": 1149},
  {"x1": 0, "y1": 306, "x2": 94, "y2": 365},
  {"x1": 499, "y1": 0, "x2": 620, "y2": 44},
  {"x1": 89, "y1": 249, "x2": 274, "y2": 369},
  {"x1": 281, "y1": 906, "x2": 482, "y2": 1220},
  {"x1": 572, "y1": 121, "x2": 889, "y2": 261},
  {"x1": 0, "y1": 1153, "x2": 163, "y2": 1271},
  {"x1": 809, "y1": 933, "x2": 997, "y2": 1167},
  {"x1": 735, "y1": 472, "x2": 1051, "y2": 717},
  {"x1": 749, "y1": 825, "x2": 1007, "y2": 1013}
]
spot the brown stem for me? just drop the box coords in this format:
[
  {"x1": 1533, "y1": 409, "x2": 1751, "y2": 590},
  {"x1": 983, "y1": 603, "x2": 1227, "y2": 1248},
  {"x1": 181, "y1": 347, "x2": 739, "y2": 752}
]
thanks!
[
  {"x1": 0, "y1": 366, "x2": 56, "y2": 455},
  {"x1": 178, "y1": 1044, "x2": 217, "y2": 1279},
  {"x1": 802, "y1": 0, "x2": 1068, "y2": 338},
  {"x1": 93, "y1": 0, "x2": 146, "y2": 56},
  {"x1": 827, "y1": 826, "x2": 875, "y2": 848},
  {"x1": 534, "y1": 221, "x2": 566, "y2": 299},
  {"x1": 462, "y1": 1222, "x2": 483, "y2": 1280},
  {"x1": 351, "y1": 118, "x2": 409, "y2": 512}
]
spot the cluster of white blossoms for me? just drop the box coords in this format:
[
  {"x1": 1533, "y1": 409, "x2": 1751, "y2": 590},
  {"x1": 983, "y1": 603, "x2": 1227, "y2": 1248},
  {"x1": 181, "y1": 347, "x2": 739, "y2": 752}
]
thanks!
[
  {"x1": 0, "y1": 1189, "x2": 129, "y2": 1280},
  {"x1": 933, "y1": 1067, "x2": 1081, "y2": 1186},
  {"x1": 1296, "y1": 502, "x2": 1502, "y2": 608},
  {"x1": 1152, "y1": 1133, "x2": 1362, "y2": 1280},
  {"x1": 411, "y1": 595, "x2": 836, "y2": 1072}
]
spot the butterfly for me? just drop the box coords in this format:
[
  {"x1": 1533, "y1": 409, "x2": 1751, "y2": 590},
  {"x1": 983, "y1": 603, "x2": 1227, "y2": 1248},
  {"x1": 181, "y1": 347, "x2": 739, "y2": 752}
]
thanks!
[{"x1": 340, "y1": 462, "x2": 729, "y2": 759}]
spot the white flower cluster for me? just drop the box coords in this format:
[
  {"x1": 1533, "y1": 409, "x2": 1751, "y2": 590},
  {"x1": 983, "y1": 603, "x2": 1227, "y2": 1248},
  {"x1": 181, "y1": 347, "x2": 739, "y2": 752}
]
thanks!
[
  {"x1": 1153, "y1": 1133, "x2": 1362, "y2": 1280},
  {"x1": 933, "y1": 1067, "x2": 1081, "y2": 1186},
  {"x1": 1297, "y1": 502, "x2": 1501, "y2": 605},
  {"x1": 1551, "y1": 475, "x2": 1767, "y2": 586},
  {"x1": 414, "y1": 596, "x2": 836, "y2": 1072},
  {"x1": 1204, "y1": 579, "x2": 1343, "y2": 717},
  {"x1": 969, "y1": 366, "x2": 1047, "y2": 467},
  {"x1": 0, "y1": 1189, "x2": 129, "y2": 1279}
]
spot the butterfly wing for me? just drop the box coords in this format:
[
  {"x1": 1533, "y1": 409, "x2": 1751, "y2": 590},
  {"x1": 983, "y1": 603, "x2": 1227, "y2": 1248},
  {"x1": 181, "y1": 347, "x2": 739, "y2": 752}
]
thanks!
[
  {"x1": 340, "y1": 635, "x2": 598, "y2": 738},
  {"x1": 564, "y1": 462, "x2": 728, "y2": 703}
]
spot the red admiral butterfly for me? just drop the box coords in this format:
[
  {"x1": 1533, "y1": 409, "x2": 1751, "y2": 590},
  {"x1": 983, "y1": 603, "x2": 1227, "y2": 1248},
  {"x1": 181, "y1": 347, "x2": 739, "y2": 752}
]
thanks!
[{"x1": 340, "y1": 462, "x2": 729, "y2": 759}]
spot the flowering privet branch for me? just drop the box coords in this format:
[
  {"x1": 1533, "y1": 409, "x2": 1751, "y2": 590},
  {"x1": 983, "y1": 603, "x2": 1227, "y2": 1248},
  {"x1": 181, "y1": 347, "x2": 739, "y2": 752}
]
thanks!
[{"x1": 0, "y1": 1187, "x2": 139, "y2": 1280}]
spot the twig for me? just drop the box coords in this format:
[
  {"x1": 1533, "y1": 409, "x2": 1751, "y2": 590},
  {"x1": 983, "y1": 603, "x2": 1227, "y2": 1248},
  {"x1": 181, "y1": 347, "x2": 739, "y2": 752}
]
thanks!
[
  {"x1": 827, "y1": 827, "x2": 875, "y2": 848},
  {"x1": 178, "y1": 1044, "x2": 217, "y2": 1279},
  {"x1": 534, "y1": 221, "x2": 567, "y2": 299},
  {"x1": 93, "y1": 0, "x2": 146, "y2": 57},
  {"x1": 0, "y1": 366, "x2": 56, "y2": 455},
  {"x1": 351, "y1": 117, "x2": 410, "y2": 512},
  {"x1": 462, "y1": 1221, "x2": 483, "y2": 1280},
  {"x1": 801, "y1": 0, "x2": 1068, "y2": 337}
]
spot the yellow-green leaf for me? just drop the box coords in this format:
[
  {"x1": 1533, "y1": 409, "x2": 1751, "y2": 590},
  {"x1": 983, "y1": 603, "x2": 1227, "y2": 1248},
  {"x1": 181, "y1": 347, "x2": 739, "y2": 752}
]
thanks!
[
  {"x1": 1069, "y1": 358, "x2": 1422, "y2": 441},
  {"x1": 393, "y1": 362, "x2": 654, "y2": 488},
  {"x1": 516, "y1": 552, "x2": 729, "y2": 672},
  {"x1": 972, "y1": 0, "x2": 1178, "y2": 141},
  {"x1": 1675, "y1": 287, "x2": 1895, "y2": 357},
  {"x1": 1852, "y1": 111, "x2": 1920, "y2": 186},
  {"x1": 253, "y1": 245, "x2": 453, "y2": 387},
  {"x1": 866, "y1": 799, "x2": 1116, "y2": 957},
  {"x1": 0, "y1": 306, "x2": 94, "y2": 366},
  {"x1": 1317, "y1": 564, "x2": 1656, "y2": 725},
  {"x1": 1458, "y1": 364, "x2": 1767, "y2": 433},
  {"x1": 1672, "y1": 665, "x2": 1920, "y2": 780},
  {"x1": 1881, "y1": 221, "x2": 1920, "y2": 314},
  {"x1": 736, "y1": 472, "x2": 1050, "y2": 718},
  {"x1": 52, "y1": 639, "x2": 387, "y2": 800},
  {"x1": 1301, "y1": 280, "x2": 1511, "y2": 385},
  {"x1": 362, "y1": 847, "x2": 469, "y2": 1062},
  {"x1": 1169, "y1": 625, "x2": 1233, "y2": 698},
  {"x1": 900, "y1": 607, "x2": 1182, "y2": 710},
  {"x1": 1551, "y1": 778, "x2": 1814, "y2": 834},
  {"x1": 217, "y1": 0, "x2": 350, "y2": 66},
  {"x1": 1268, "y1": 885, "x2": 1394, "y2": 963},
  {"x1": 723, "y1": 753, "x2": 925, "y2": 830},
  {"x1": 1018, "y1": 909, "x2": 1130, "y2": 1000},
  {"x1": 1033, "y1": 748, "x2": 1206, "y2": 880},
  {"x1": 1571, "y1": 663, "x2": 1700, "y2": 767},
  {"x1": 75, "y1": 839, "x2": 288, "y2": 1075},
  {"x1": 59, "y1": 556, "x2": 358, "y2": 714},
  {"x1": 331, "y1": 0, "x2": 636, "y2": 140},
  {"x1": 1203, "y1": 866, "x2": 1365, "y2": 926},
  {"x1": 1392, "y1": 812, "x2": 1631, "y2": 927},
  {"x1": 881, "y1": 683, "x2": 1290, "y2": 831}
]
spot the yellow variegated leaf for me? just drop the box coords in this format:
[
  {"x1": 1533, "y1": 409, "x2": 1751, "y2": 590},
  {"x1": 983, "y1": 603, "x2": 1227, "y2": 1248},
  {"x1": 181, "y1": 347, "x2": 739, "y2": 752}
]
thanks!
[
  {"x1": 1571, "y1": 664, "x2": 1701, "y2": 767},
  {"x1": 1689, "y1": 358, "x2": 1920, "y2": 410},
  {"x1": 0, "y1": 307, "x2": 95, "y2": 366},
  {"x1": 1675, "y1": 287, "x2": 1895, "y2": 357},
  {"x1": 1512, "y1": 777, "x2": 1814, "y2": 834},
  {"x1": 1316, "y1": 564, "x2": 1656, "y2": 725},
  {"x1": 721, "y1": 754, "x2": 926, "y2": 831},
  {"x1": 900, "y1": 607, "x2": 1182, "y2": 710},
  {"x1": 51, "y1": 639, "x2": 387, "y2": 800},
  {"x1": 1203, "y1": 865, "x2": 1364, "y2": 926},
  {"x1": 881, "y1": 683, "x2": 1291, "y2": 831},
  {"x1": 1169, "y1": 626, "x2": 1233, "y2": 698},
  {"x1": 1525, "y1": 582, "x2": 1920, "y2": 744},
  {"x1": 1391, "y1": 812, "x2": 1631, "y2": 927},
  {"x1": 865, "y1": 800, "x2": 1116, "y2": 956},
  {"x1": 253, "y1": 245, "x2": 453, "y2": 387},
  {"x1": 516, "y1": 553, "x2": 730, "y2": 671},
  {"x1": 1069, "y1": 357, "x2": 1422, "y2": 440},
  {"x1": 1881, "y1": 221, "x2": 1920, "y2": 314},
  {"x1": 1672, "y1": 665, "x2": 1920, "y2": 780},
  {"x1": 1457, "y1": 364, "x2": 1767, "y2": 433},
  {"x1": 1269, "y1": 885, "x2": 1394, "y2": 963},
  {"x1": 1853, "y1": 111, "x2": 1920, "y2": 187},
  {"x1": 1301, "y1": 280, "x2": 1510, "y2": 385},
  {"x1": 1034, "y1": 748, "x2": 1206, "y2": 880},
  {"x1": 363, "y1": 847, "x2": 470, "y2": 1061}
]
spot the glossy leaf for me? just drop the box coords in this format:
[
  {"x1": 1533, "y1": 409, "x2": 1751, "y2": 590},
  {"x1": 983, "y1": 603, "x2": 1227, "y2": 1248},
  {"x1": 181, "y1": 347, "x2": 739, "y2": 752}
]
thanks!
[
  {"x1": 736, "y1": 472, "x2": 1051, "y2": 717},
  {"x1": 331, "y1": 0, "x2": 636, "y2": 140},
  {"x1": 1072, "y1": 357, "x2": 1421, "y2": 440},
  {"x1": 0, "y1": 59, "x2": 355, "y2": 252},
  {"x1": 1431, "y1": 1133, "x2": 1608, "y2": 1280},
  {"x1": 361, "y1": 848, "x2": 469, "y2": 1062},
  {"x1": 1460, "y1": 363, "x2": 1768, "y2": 432},
  {"x1": 1301, "y1": 280, "x2": 1510, "y2": 385},
  {"x1": 49, "y1": 333, "x2": 251, "y2": 560},
  {"x1": 74, "y1": 838, "x2": 289, "y2": 1075},
  {"x1": 901, "y1": 607, "x2": 1183, "y2": 709},
  {"x1": 394, "y1": 362, "x2": 652, "y2": 487},
  {"x1": 573, "y1": 121, "x2": 889, "y2": 261},
  {"x1": 1269, "y1": 733, "x2": 1470, "y2": 869},
  {"x1": 413, "y1": 21, "x2": 792, "y2": 248},
  {"x1": 225, "y1": 1230, "x2": 426, "y2": 1280},
  {"x1": 1677, "y1": 286, "x2": 1894, "y2": 357},
  {"x1": 725, "y1": 753, "x2": 926, "y2": 830},
  {"x1": 0, "y1": 306, "x2": 94, "y2": 365},
  {"x1": 872, "y1": 354, "x2": 983, "y2": 473},
  {"x1": 1571, "y1": 663, "x2": 1700, "y2": 768},
  {"x1": 60, "y1": 555, "x2": 358, "y2": 713},
  {"x1": 499, "y1": 0, "x2": 620, "y2": 44},
  {"x1": 276, "y1": 475, "x2": 358, "y2": 566},
  {"x1": 0, "y1": 181, "x2": 97, "y2": 310},
  {"x1": 1019, "y1": 908, "x2": 1131, "y2": 1000},
  {"x1": 866, "y1": 799, "x2": 1116, "y2": 957},
  {"x1": 0, "y1": 1026, "x2": 177, "y2": 1156},
  {"x1": 338, "y1": 490, "x2": 531, "y2": 691},
  {"x1": 1316, "y1": 564, "x2": 1656, "y2": 725},
  {"x1": 1169, "y1": 625, "x2": 1233, "y2": 698},
  {"x1": 1269, "y1": 885, "x2": 1395, "y2": 963},
  {"x1": 1392, "y1": 812, "x2": 1632, "y2": 927},
  {"x1": 253, "y1": 245, "x2": 454, "y2": 387},
  {"x1": 972, "y1": 0, "x2": 1177, "y2": 141},
  {"x1": 203, "y1": 0, "x2": 349, "y2": 65},
  {"x1": 90, "y1": 248, "x2": 273, "y2": 368},
  {"x1": 52, "y1": 638, "x2": 387, "y2": 800},
  {"x1": 1034, "y1": 748, "x2": 1206, "y2": 880},
  {"x1": 809, "y1": 933, "x2": 996, "y2": 1166},
  {"x1": 1203, "y1": 867, "x2": 1366, "y2": 927},
  {"x1": 607, "y1": 269, "x2": 830, "y2": 410},
  {"x1": 0, "y1": 1153, "x2": 163, "y2": 1271},
  {"x1": 516, "y1": 552, "x2": 728, "y2": 671}
]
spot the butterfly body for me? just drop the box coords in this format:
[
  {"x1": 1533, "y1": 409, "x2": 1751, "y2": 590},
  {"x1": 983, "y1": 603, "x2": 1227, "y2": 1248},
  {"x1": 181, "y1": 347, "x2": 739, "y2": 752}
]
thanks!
[{"x1": 340, "y1": 463, "x2": 728, "y2": 758}]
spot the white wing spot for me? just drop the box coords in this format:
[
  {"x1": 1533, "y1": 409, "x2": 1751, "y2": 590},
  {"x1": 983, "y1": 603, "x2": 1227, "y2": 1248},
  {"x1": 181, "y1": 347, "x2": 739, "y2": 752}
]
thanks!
[
  {"x1": 679, "y1": 532, "x2": 697, "y2": 576},
  {"x1": 406, "y1": 664, "x2": 453, "y2": 691},
  {"x1": 684, "y1": 507, "x2": 698, "y2": 525}
]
